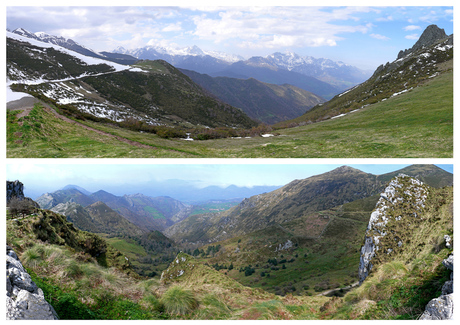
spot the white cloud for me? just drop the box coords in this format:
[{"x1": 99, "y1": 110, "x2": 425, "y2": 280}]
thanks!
[
  {"x1": 404, "y1": 25, "x2": 421, "y2": 31},
  {"x1": 370, "y1": 33, "x2": 390, "y2": 41},
  {"x1": 162, "y1": 22, "x2": 183, "y2": 32},
  {"x1": 376, "y1": 15, "x2": 393, "y2": 22},
  {"x1": 405, "y1": 34, "x2": 419, "y2": 40},
  {"x1": 191, "y1": 7, "x2": 375, "y2": 49}
]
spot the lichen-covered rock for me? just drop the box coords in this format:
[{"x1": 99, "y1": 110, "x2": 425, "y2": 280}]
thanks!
[
  {"x1": 419, "y1": 294, "x2": 454, "y2": 320},
  {"x1": 6, "y1": 245, "x2": 59, "y2": 320},
  {"x1": 160, "y1": 252, "x2": 196, "y2": 284},
  {"x1": 358, "y1": 174, "x2": 429, "y2": 284}
]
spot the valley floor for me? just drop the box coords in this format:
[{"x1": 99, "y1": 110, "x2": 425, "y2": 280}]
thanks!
[{"x1": 7, "y1": 70, "x2": 452, "y2": 158}]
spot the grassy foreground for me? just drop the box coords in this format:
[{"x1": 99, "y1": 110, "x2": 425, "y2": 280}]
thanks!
[{"x1": 7, "y1": 70, "x2": 452, "y2": 158}]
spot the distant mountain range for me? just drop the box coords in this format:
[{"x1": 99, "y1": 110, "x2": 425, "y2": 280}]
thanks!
[
  {"x1": 113, "y1": 43, "x2": 371, "y2": 95},
  {"x1": 10, "y1": 27, "x2": 368, "y2": 99},
  {"x1": 34, "y1": 182, "x2": 281, "y2": 232}
]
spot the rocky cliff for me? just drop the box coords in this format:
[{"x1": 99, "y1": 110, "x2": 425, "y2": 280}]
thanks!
[
  {"x1": 7, "y1": 180, "x2": 25, "y2": 203},
  {"x1": 358, "y1": 174, "x2": 429, "y2": 284},
  {"x1": 357, "y1": 174, "x2": 453, "y2": 319},
  {"x1": 6, "y1": 245, "x2": 59, "y2": 319}
]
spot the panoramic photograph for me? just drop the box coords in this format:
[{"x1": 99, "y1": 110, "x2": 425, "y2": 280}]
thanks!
[
  {"x1": 6, "y1": 163, "x2": 453, "y2": 319},
  {"x1": 6, "y1": 5, "x2": 453, "y2": 158}
]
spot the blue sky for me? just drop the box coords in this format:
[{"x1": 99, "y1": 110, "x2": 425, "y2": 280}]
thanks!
[
  {"x1": 6, "y1": 162, "x2": 453, "y2": 199},
  {"x1": 6, "y1": 3, "x2": 454, "y2": 70}
]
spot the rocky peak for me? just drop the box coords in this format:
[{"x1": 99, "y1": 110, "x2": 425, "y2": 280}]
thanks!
[{"x1": 397, "y1": 24, "x2": 448, "y2": 59}]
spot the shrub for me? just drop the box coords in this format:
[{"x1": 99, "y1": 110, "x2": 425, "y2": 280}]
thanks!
[
  {"x1": 8, "y1": 197, "x2": 36, "y2": 217},
  {"x1": 160, "y1": 286, "x2": 199, "y2": 315}
]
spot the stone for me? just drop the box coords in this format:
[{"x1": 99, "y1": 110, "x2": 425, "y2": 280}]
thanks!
[
  {"x1": 419, "y1": 254, "x2": 454, "y2": 320},
  {"x1": 6, "y1": 245, "x2": 59, "y2": 320},
  {"x1": 419, "y1": 294, "x2": 454, "y2": 320},
  {"x1": 7, "y1": 180, "x2": 25, "y2": 203},
  {"x1": 358, "y1": 174, "x2": 428, "y2": 284}
]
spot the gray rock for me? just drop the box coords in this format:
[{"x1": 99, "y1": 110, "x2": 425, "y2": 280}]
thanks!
[
  {"x1": 397, "y1": 25, "x2": 448, "y2": 60},
  {"x1": 358, "y1": 174, "x2": 428, "y2": 284},
  {"x1": 419, "y1": 294, "x2": 454, "y2": 320},
  {"x1": 6, "y1": 245, "x2": 59, "y2": 320},
  {"x1": 7, "y1": 180, "x2": 25, "y2": 203},
  {"x1": 419, "y1": 254, "x2": 454, "y2": 320},
  {"x1": 442, "y1": 254, "x2": 453, "y2": 271}
]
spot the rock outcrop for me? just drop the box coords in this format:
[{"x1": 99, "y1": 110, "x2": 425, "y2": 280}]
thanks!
[
  {"x1": 397, "y1": 24, "x2": 449, "y2": 59},
  {"x1": 419, "y1": 254, "x2": 454, "y2": 320},
  {"x1": 6, "y1": 245, "x2": 59, "y2": 320},
  {"x1": 7, "y1": 180, "x2": 40, "y2": 210},
  {"x1": 7, "y1": 180, "x2": 25, "y2": 203},
  {"x1": 358, "y1": 174, "x2": 429, "y2": 284},
  {"x1": 160, "y1": 252, "x2": 196, "y2": 284}
]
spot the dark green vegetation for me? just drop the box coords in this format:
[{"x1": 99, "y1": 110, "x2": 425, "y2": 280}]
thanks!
[
  {"x1": 181, "y1": 68, "x2": 324, "y2": 124},
  {"x1": 82, "y1": 62, "x2": 256, "y2": 128}
]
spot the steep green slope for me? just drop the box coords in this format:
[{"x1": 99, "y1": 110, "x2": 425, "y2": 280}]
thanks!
[
  {"x1": 282, "y1": 32, "x2": 453, "y2": 125},
  {"x1": 81, "y1": 62, "x2": 257, "y2": 128}
]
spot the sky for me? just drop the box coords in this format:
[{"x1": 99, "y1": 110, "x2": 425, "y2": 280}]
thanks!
[
  {"x1": 5, "y1": 2, "x2": 454, "y2": 70},
  {"x1": 6, "y1": 162, "x2": 453, "y2": 200}
]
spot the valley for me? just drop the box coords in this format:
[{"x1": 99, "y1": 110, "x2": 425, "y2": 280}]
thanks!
[{"x1": 6, "y1": 164, "x2": 454, "y2": 319}]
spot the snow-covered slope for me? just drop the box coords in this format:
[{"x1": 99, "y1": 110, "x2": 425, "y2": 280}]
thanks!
[{"x1": 7, "y1": 31, "x2": 131, "y2": 84}]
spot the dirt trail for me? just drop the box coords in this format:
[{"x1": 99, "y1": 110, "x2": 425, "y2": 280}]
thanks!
[{"x1": 8, "y1": 96, "x2": 158, "y2": 150}]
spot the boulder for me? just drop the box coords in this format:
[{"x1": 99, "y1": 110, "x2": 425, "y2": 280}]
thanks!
[
  {"x1": 6, "y1": 245, "x2": 59, "y2": 320},
  {"x1": 419, "y1": 254, "x2": 454, "y2": 320}
]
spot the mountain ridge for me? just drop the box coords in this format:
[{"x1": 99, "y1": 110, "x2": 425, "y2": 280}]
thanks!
[
  {"x1": 164, "y1": 165, "x2": 452, "y2": 244},
  {"x1": 281, "y1": 24, "x2": 453, "y2": 126}
]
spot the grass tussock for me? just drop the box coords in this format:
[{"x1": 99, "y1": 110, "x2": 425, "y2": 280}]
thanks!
[{"x1": 160, "y1": 286, "x2": 199, "y2": 316}]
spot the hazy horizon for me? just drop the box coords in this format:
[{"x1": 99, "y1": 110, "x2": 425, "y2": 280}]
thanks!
[{"x1": 6, "y1": 163, "x2": 453, "y2": 201}]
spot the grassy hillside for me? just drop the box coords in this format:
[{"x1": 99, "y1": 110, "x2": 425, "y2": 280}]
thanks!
[
  {"x1": 7, "y1": 66, "x2": 452, "y2": 158},
  {"x1": 188, "y1": 195, "x2": 378, "y2": 297}
]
